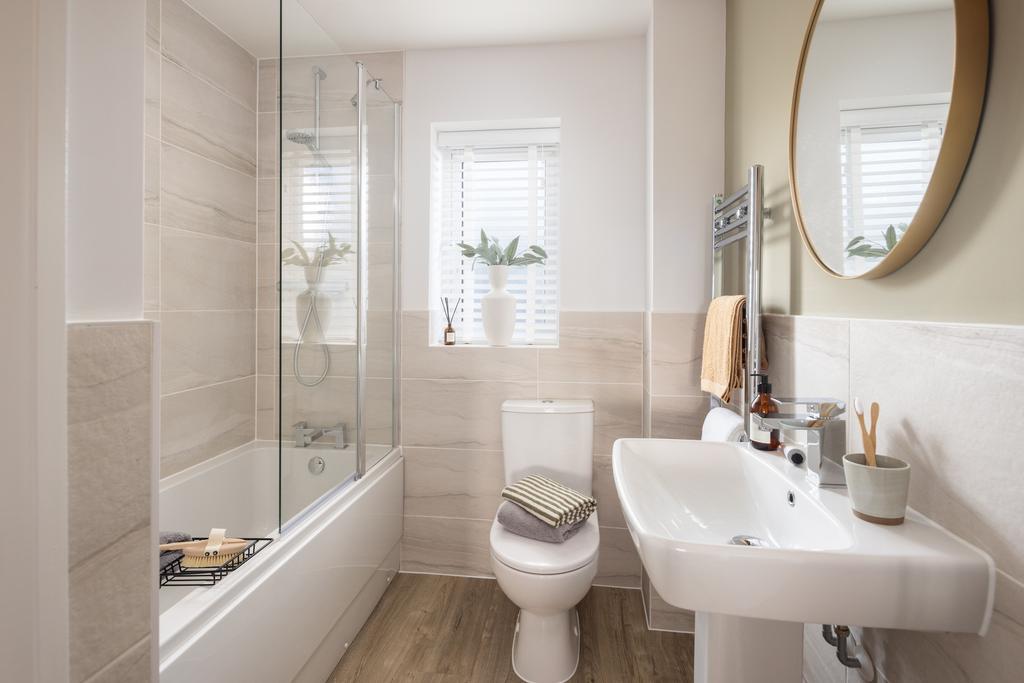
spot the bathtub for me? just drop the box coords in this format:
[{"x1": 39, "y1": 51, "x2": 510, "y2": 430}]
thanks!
[{"x1": 158, "y1": 440, "x2": 403, "y2": 682}]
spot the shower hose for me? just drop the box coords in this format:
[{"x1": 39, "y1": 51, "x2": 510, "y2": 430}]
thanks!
[{"x1": 293, "y1": 257, "x2": 331, "y2": 387}]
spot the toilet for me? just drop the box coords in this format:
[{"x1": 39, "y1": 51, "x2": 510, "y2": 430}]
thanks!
[{"x1": 490, "y1": 399, "x2": 599, "y2": 683}]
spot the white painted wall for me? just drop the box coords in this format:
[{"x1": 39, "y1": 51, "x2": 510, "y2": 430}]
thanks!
[
  {"x1": 648, "y1": 0, "x2": 725, "y2": 313},
  {"x1": 402, "y1": 38, "x2": 647, "y2": 312},
  {"x1": 66, "y1": 0, "x2": 146, "y2": 321},
  {"x1": 1, "y1": 0, "x2": 69, "y2": 679}
]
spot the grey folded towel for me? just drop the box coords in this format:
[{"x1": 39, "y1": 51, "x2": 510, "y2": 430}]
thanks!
[
  {"x1": 160, "y1": 551, "x2": 183, "y2": 570},
  {"x1": 160, "y1": 531, "x2": 192, "y2": 546},
  {"x1": 497, "y1": 501, "x2": 586, "y2": 544}
]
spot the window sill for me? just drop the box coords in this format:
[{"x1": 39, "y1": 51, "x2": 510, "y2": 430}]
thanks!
[{"x1": 428, "y1": 342, "x2": 558, "y2": 349}]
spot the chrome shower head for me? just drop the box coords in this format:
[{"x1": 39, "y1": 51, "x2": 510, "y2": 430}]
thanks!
[{"x1": 286, "y1": 130, "x2": 315, "y2": 147}]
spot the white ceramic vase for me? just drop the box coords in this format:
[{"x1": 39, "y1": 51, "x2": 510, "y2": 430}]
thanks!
[
  {"x1": 296, "y1": 265, "x2": 332, "y2": 343},
  {"x1": 482, "y1": 265, "x2": 516, "y2": 346}
]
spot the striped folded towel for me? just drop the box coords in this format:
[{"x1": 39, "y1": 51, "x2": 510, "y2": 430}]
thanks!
[{"x1": 501, "y1": 474, "x2": 596, "y2": 527}]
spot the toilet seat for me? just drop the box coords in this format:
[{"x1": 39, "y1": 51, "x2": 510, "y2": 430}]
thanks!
[{"x1": 489, "y1": 513, "x2": 600, "y2": 575}]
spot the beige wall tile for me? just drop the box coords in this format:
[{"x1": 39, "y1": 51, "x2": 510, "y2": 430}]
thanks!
[
  {"x1": 161, "y1": 0, "x2": 257, "y2": 110},
  {"x1": 257, "y1": 310, "x2": 279, "y2": 376},
  {"x1": 256, "y1": 374, "x2": 278, "y2": 441},
  {"x1": 402, "y1": 379, "x2": 537, "y2": 450},
  {"x1": 146, "y1": 0, "x2": 160, "y2": 50},
  {"x1": 257, "y1": 243, "x2": 279, "y2": 310},
  {"x1": 162, "y1": 57, "x2": 257, "y2": 175},
  {"x1": 144, "y1": 223, "x2": 159, "y2": 311},
  {"x1": 257, "y1": 58, "x2": 278, "y2": 113},
  {"x1": 67, "y1": 323, "x2": 153, "y2": 682},
  {"x1": 277, "y1": 55, "x2": 361, "y2": 113},
  {"x1": 538, "y1": 382, "x2": 643, "y2": 455},
  {"x1": 650, "y1": 312, "x2": 705, "y2": 396},
  {"x1": 650, "y1": 395, "x2": 708, "y2": 440},
  {"x1": 366, "y1": 308, "x2": 396, "y2": 379},
  {"x1": 539, "y1": 311, "x2": 643, "y2": 384},
  {"x1": 593, "y1": 454, "x2": 625, "y2": 528},
  {"x1": 161, "y1": 228, "x2": 257, "y2": 310},
  {"x1": 84, "y1": 635, "x2": 151, "y2": 683},
  {"x1": 404, "y1": 447, "x2": 505, "y2": 520},
  {"x1": 161, "y1": 376, "x2": 255, "y2": 475},
  {"x1": 70, "y1": 525, "x2": 151, "y2": 683},
  {"x1": 144, "y1": 135, "x2": 160, "y2": 224},
  {"x1": 279, "y1": 375, "x2": 356, "y2": 436},
  {"x1": 161, "y1": 310, "x2": 255, "y2": 394},
  {"x1": 402, "y1": 311, "x2": 539, "y2": 382},
  {"x1": 257, "y1": 178, "x2": 277, "y2": 244},
  {"x1": 764, "y1": 314, "x2": 850, "y2": 399},
  {"x1": 850, "y1": 320, "x2": 1024, "y2": 579},
  {"x1": 67, "y1": 322, "x2": 154, "y2": 569},
  {"x1": 145, "y1": 47, "x2": 160, "y2": 137},
  {"x1": 161, "y1": 143, "x2": 257, "y2": 242},
  {"x1": 257, "y1": 112, "x2": 278, "y2": 179},
  {"x1": 401, "y1": 516, "x2": 494, "y2": 578},
  {"x1": 595, "y1": 526, "x2": 641, "y2": 588}
]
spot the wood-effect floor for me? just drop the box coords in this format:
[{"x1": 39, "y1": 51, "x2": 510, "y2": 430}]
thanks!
[{"x1": 328, "y1": 573, "x2": 695, "y2": 682}]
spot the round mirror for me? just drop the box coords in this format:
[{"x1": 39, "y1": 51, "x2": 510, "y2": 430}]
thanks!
[{"x1": 789, "y1": 0, "x2": 988, "y2": 279}]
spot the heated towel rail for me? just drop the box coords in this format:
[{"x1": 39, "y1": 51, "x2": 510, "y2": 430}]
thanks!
[{"x1": 710, "y1": 164, "x2": 767, "y2": 435}]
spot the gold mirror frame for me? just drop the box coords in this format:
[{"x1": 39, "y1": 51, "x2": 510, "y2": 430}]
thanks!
[{"x1": 789, "y1": 0, "x2": 990, "y2": 280}]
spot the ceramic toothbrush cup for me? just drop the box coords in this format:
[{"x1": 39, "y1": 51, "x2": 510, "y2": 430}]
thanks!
[{"x1": 843, "y1": 453, "x2": 911, "y2": 525}]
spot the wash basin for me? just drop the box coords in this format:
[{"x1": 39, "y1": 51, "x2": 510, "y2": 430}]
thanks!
[{"x1": 612, "y1": 438, "x2": 994, "y2": 634}]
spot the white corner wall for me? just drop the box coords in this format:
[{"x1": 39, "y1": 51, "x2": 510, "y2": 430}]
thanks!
[
  {"x1": 401, "y1": 38, "x2": 647, "y2": 312},
  {"x1": 66, "y1": 0, "x2": 146, "y2": 321},
  {"x1": 648, "y1": 0, "x2": 726, "y2": 313}
]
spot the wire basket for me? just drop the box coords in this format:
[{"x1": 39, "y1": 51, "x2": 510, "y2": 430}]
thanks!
[{"x1": 160, "y1": 537, "x2": 272, "y2": 588}]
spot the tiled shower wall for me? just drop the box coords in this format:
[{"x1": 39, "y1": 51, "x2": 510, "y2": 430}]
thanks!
[
  {"x1": 765, "y1": 314, "x2": 1024, "y2": 683},
  {"x1": 400, "y1": 311, "x2": 710, "y2": 588},
  {"x1": 145, "y1": 0, "x2": 259, "y2": 475}
]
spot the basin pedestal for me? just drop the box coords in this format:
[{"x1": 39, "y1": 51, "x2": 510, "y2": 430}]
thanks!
[{"x1": 694, "y1": 612, "x2": 803, "y2": 683}]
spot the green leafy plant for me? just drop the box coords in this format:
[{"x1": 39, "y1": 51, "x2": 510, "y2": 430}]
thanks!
[
  {"x1": 845, "y1": 223, "x2": 908, "y2": 260},
  {"x1": 281, "y1": 233, "x2": 352, "y2": 267},
  {"x1": 456, "y1": 229, "x2": 548, "y2": 268}
]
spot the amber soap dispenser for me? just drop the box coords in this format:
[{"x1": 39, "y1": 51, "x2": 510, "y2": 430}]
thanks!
[{"x1": 750, "y1": 375, "x2": 780, "y2": 451}]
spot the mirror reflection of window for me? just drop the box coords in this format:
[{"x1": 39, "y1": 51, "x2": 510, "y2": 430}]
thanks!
[{"x1": 838, "y1": 95, "x2": 949, "y2": 275}]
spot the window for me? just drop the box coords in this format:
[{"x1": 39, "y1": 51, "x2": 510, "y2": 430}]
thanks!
[
  {"x1": 433, "y1": 123, "x2": 560, "y2": 345},
  {"x1": 839, "y1": 94, "x2": 949, "y2": 275},
  {"x1": 280, "y1": 125, "x2": 358, "y2": 343}
]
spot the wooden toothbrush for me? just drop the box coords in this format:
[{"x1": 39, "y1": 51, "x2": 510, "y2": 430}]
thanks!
[
  {"x1": 869, "y1": 402, "x2": 880, "y2": 464},
  {"x1": 854, "y1": 398, "x2": 876, "y2": 467}
]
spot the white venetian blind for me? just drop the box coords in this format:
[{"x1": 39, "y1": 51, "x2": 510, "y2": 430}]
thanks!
[
  {"x1": 436, "y1": 126, "x2": 560, "y2": 345},
  {"x1": 839, "y1": 96, "x2": 948, "y2": 274},
  {"x1": 280, "y1": 126, "x2": 359, "y2": 342}
]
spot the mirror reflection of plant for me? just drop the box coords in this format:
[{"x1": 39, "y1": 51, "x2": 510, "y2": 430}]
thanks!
[
  {"x1": 282, "y1": 233, "x2": 352, "y2": 267},
  {"x1": 845, "y1": 223, "x2": 907, "y2": 259},
  {"x1": 457, "y1": 229, "x2": 548, "y2": 268}
]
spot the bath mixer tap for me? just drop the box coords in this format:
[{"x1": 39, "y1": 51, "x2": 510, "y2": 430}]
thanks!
[
  {"x1": 292, "y1": 421, "x2": 324, "y2": 447},
  {"x1": 323, "y1": 423, "x2": 348, "y2": 449}
]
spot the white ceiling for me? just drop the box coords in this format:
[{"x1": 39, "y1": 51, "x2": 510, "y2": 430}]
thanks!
[
  {"x1": 820, "y1": 0, "x2": 952, "y2": 21},
  {"x1": 185, "y1": 0, "x2": 652, "y2": 59}
]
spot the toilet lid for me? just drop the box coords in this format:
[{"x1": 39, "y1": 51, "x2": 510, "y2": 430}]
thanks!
[{"x1": 489, "y1": 513, "x2": 600, "y2": 575}]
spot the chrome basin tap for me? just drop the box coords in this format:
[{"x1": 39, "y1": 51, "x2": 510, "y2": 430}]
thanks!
[{"x1": 752, "y1": 398, "x2": 848, "y2": 487}]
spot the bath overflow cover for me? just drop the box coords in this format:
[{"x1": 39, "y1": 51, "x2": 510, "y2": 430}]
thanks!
[{"x1": 308, "y1": 456, "x2": 326, "y2": 475}]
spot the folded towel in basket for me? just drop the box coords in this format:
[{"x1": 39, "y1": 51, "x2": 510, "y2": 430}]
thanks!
[
  {"x1": 159, "y1": 532, "x2": 191, "y2": 572},
  {"x1": 501, "y1": 474, "x2": 596, "y2": 527},
  {"x1": 497, "y1": 501, "x2": 586, "y2": 543}
]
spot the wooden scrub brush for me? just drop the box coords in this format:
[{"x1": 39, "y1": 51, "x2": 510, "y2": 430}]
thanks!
[{"x1": 160, "y1": 528, "x2": 251, "y2": 568}]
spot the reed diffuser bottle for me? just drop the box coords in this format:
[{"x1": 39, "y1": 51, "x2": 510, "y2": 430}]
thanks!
[{"x1": 440, "y1": 297, "x2": 461, "y2": 346}]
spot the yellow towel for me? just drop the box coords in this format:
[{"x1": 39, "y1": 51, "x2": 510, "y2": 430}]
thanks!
[{"x1": 700, "y1": 295, "x2": 748, "y2": 403}]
